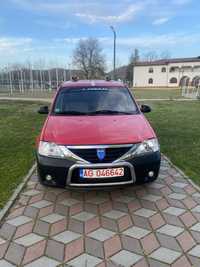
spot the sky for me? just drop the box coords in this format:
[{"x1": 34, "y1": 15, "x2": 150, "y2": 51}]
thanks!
[{"x1": 0, "y1": 0, "x2": 200, "y2": 70}]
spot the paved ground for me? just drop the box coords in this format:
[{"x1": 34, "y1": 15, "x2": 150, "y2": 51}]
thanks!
[{"x1": 1, "y1": 159, "x2": 200, "y2": 266}]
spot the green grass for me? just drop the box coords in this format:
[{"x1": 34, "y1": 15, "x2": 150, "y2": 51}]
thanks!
[
  {"x1": 132, "y1": 88, "x2": 182, "y2": 99},
  {"x1": 0, "y1": 101, "x2": 45, "y2": 208},
  {"x1": 1, "y1": 88, "x2": 182, "y2": 100},
  {"x1": 0, "y1": 100, "x2": 200, "y2": 208},
  {"x1": 145, "y1": 101, "x2": 200, "y2": 185}
]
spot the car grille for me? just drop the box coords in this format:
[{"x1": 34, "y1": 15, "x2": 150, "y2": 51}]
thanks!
[{"x1": 68, "y1": 145, "x2": 133, "y2": 163}]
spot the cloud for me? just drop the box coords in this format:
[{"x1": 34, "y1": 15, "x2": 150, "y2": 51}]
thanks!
[
  {"x1": 62, "y1": 33, "x2": 200, "y2": 49},
  {"x1": 75, "y1": 3, "x2": 144, "y2": 24},
  {"x1": 152, "y1": 17, "x2": 170, "y2": 25},
  {"x1": 0, "y1": 37, "x2": 32, "y2": 52}
]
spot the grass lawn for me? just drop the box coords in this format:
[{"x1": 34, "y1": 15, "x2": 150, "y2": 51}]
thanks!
[
  {"x1": 0, "y1": 100, "x2": 200, "y2": 208},
  {"x1": 1, "y1": 88, "x2": 183, "y2": 100},
  {"x1": 0, "y1": 101, "x2": 45, "y2": 208},
  {"x1": 145, "y1": 100, "x2": 200, "y2": 185},
  {"x1": 132, "y1": 88, "x2": 182, "y2": 99}
]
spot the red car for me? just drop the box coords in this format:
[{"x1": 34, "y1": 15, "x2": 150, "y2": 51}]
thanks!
[{"x1": 37, "y1": 80, "x2": 160, "y2": 188}]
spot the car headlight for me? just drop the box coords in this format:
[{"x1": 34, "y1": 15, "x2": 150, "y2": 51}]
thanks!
[
  {"x1": 134, "y1": 138, "x2": 160, "y2": 156},
  {"x1": 38, "y1": 141, "x2": 70, "y2": 158},
  {"x1": 116, "y1": 138, "x2": 159, "y2": 161}
]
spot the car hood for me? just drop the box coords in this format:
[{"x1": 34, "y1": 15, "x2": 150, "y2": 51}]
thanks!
[{"x1": 42, "y1": 114, "x2": 156, "y2": 145}]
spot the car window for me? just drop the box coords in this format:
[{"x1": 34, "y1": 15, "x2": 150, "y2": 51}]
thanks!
[{"x1": 52, "y1": 87, "x2": 138, "y2": 115}]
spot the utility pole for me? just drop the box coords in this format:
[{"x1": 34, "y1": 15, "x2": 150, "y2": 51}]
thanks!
[{"x1": 110, "y1": 26, "x2": 116, "y2": 80}]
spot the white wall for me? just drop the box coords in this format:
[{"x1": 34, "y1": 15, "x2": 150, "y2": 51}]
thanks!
[{"x1": 133, "y1": 61, "x2": 200, "y2": 88}]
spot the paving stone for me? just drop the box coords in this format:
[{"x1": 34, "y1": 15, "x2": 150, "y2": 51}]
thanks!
[
  {"x1": 22, "y1": 189, "x2": 41, "y2": 197},
  {"x1": 163, "y1": 207, "x2": 186, "y2": 216},
  {"x1": 6, "y1": 233, "x2": 46, "y2": 265},
  {"x1": 85, "y1": 195, "x2": 111, "y2": 211},
  {"x1": 168, "y1": 193, "x2": 187, "y2": 200},
  {"x1": 31, "y1": 200, "x2": 53, "y2": 208},
  {"x1": 15, "y1": 233, "x2": 44, "y2": 246},
  {"x1": 188, "y1": 244, "x2": 200, "y2": 265},
  {"x1": 103, "y1": 210, "x2": 127, "y2": 219},
  {"x1": 148, "y1": 258, "x2": 169, "y2": 267},
  {"x1": 191, "y1": 222, "x2": 200, "y2": 232},
  {"x1": 66, "y1": 253, "x2": 103, "y2": 267},
  {"x1": 88, "y1": 228, "x2": 115, "y2": 241},
  {"x1": 157, "y1": 224, "x2": 184, "y2": 237},
  {"x1": 171, "y1": 182, "x2": 188, "y2": 188},
  {"x1": 147, "y1": 182, "x2": 165, "y2": 189},
  {"x1": 172, "y1": 255, "x2": 192, "y2": 267},
  {"x1": 46, "y1": 230, "x2": 84, "y2": 261},
  {"x1": 122, "y1": 226, "x2": 150, "y2": 239},
  {"x1": 180, "y1": 211, "x2": 197, "y2": 228},
  {"x1": 188, "y1": 244, "x2": 200, "y2": 257},
  {"x1": 24, "y1": 256, "x2": 60, "y2": 267},
  {"x1": 34, "y1": 213, "x2": 67, "y2": 236},
  {"x1": 55, "y1": 198, "x2": 83, "y2": 216},
  {"x1": 141, "y1": 233, "x2": 160, "y2": 255},
  {"x1": 132, "y1": 214, "x2": 152, "y2": 230},
  {"x1": 193, "y1": 192, "x2": 200, "y2": 199},
  {"x1": 0, "y1": 260, "x2": 16, "y2": 267},
  {"x1": 113, "y1": 196, "x2": 138, "y2": 212},
  {"x1": 141, "y1": 194, "x2": 162, "y2": 202},
  {"x1": 86, "y1": 228, "x2": 121, "y2": 258},
  {"x1": 133, "y1": 208, "x2": 157, "y2": 218},
  {"x1": 69, "y1": 211, "x2": 100, "y2": 234},
  {"x1": 110, "y1": 250, "x2": 143, "y2": 266},
  {"x1": 5, "y1": 242, "x2": 25, "y2": 265},
  {"x1": 176, "y1": 231, "x2": 196, "y2": 252},
  {"x1": 1, "y1": 159, "x2": 200, "y2": 266},
  {"x1": 24, "y1": 200, "x2": 54, "y2": 219},
  {"x1": 7, "y1": 206, "x2": 25, "y2": 220},
  {"x1": 121, "y1": 234, "x2": 142, "y2": 254},
  {"x1": 191, "y1": 205, "x2": 200, "y2": 213},
  {"x1": 7, "y1": 215, "x2": 32, "y2": 226},
  {"x1": 0, "y1": 216, "x2": 33, "y2": 240},
  {"x1": 149, "y1": 213, "x2": 165, "y2": 230},
  {"x1": 150, "y1": 247, "x2": 182, "y2": 264},
  {"x1": 102, "y1": 210, "x2": 132, "y2": 232},
  {"x1": 0, "y1": 238, "x2": 8, "y2": 259},
  {"x1": 156, "y1": 232, "x2": 182, "y2": 252}
]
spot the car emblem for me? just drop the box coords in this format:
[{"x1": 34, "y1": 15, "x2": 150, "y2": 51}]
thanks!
[{"x1": 97, "y1": 148, "x2": 106, "y2": 160}]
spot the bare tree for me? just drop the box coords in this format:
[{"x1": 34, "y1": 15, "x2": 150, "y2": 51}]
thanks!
[
  {"x1": 126, "y1": 49, "x2": 140, "y2": 85},
  {"x1": 144, "y1": 51, "x2": 158, "y2": 62},
  {"x1": 160, "y1": 50, "x2": 171, "y2": 60},
  {"x1": 73, "y1": 38, "x2": 106, "y2": 79}
]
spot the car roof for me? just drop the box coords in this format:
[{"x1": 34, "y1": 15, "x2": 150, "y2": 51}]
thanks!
[{"x1": 60, "y1": 80, "x2": 126, "y2": 89}]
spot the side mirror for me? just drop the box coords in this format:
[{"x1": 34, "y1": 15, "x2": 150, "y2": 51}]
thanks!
[
  {"x1": 38, "y1": 106, "x2": 49, "y2": 114},
  {"x1": 140, "y1": 104, "x2": 151, "y2": 113}
]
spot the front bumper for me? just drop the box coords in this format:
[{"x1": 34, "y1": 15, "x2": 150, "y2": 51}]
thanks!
[{"x1": 36, "y1": 151, "x2": 161, "y2": 188}]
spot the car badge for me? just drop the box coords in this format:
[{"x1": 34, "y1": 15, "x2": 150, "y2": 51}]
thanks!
[{"x1": 97, "y1": 148, "x2": 106, "y2": 160}]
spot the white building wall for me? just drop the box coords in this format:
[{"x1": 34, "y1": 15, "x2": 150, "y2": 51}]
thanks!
[{"x1": 133, "y1": 60, "x2": 200, "y2": 88}]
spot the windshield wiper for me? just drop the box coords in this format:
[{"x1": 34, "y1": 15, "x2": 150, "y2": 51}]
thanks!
[
  {"x1": 89, "y1": 110, "x2": 134, "y2": 115},
  {"x1": 54, "y1": 111, "x2": 88, "y2": 115}
]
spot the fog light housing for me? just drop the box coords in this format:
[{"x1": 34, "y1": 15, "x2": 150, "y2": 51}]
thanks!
[
  {"x1": 148, "y1": 171, "x2": 154, "y2": 177},
  {"x1": 46, "y1": 175, "x2": 52, "y2": 181}
]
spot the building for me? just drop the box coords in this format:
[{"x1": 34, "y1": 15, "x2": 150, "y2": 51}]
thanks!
[{"x1": 133, "y1": 57, "x2": 200, "y2": 88}]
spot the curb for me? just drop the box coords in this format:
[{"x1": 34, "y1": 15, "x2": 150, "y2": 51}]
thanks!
[
  {"x1": 0, "y1": 163, "x2": 36, "y2": 224},
  {"x1": 162, "y1": 154, "x2": 200, "y2": 193}
]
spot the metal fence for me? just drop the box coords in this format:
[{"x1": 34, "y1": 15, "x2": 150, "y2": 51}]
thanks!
[
  {"x1": 181, "y1": 86, "x2": 200, "y2": 99},
  {"x1": 0, "y1": 66, "x2": 78, "y2": 96}
]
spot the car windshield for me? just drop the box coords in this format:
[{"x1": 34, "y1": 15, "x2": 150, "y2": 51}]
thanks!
[{"x1": 52, "y1": 87, "x2": 138, "y2": 116}]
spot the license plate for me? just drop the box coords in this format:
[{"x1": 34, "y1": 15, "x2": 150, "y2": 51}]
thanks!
[{"x1": 79, "y1": 167, "x2": 124, "y2": 179}]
